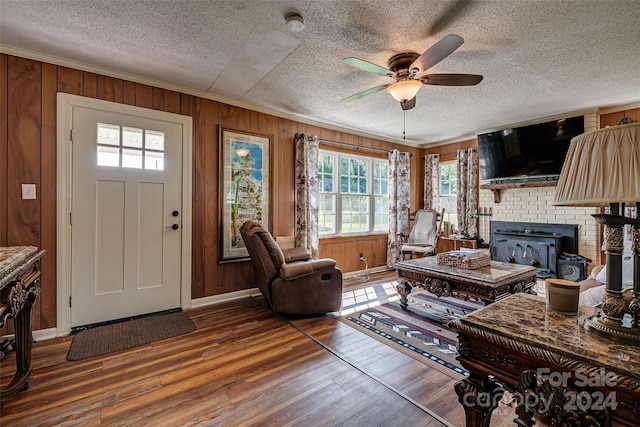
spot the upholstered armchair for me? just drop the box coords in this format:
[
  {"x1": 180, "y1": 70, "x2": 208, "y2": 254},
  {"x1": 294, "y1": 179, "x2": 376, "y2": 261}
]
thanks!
[
  {"x1": 401, "y1": 208, "x2": 443, "y2": 260},
  {"x1": 240, "y1": 221, "x2": 343, "y2": 315}
]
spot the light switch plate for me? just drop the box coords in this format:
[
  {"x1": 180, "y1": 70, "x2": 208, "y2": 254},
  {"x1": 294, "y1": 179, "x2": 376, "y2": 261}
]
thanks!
[{"x1": 22, "y1": 184, "x2": 36, "y2": 200}]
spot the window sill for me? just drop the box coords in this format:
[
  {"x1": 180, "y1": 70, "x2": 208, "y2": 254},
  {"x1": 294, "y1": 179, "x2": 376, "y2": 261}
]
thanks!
[{"x1": 319, "y1": 233, "x2": 388, "y2": 244}]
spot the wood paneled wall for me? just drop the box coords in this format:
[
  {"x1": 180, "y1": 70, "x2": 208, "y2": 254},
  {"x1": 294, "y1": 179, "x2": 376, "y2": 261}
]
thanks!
[
  {"x1": 0, "y1": 54, "x2": 420, "y2": 331},
  {"x1": 600, "y1": 108, "x2": 640, "y2": 127},
  {"x1": 422, "y1": 138, "x2": 478, "y2": 159}
]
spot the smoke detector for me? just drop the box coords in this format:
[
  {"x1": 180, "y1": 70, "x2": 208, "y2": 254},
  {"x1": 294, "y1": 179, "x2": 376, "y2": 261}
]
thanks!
[{"x1": 285, "y1": 12, "x2": 304, "y2": 32}]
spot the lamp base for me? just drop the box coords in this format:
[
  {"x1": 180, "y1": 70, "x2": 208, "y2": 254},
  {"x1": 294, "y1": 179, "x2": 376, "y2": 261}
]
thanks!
[{"x1": 584, "y1": 313, "x2": 640, "y2": 346}]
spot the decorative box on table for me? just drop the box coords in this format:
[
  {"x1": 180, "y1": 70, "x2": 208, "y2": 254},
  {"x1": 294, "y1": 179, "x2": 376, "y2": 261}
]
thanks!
[{"x1": 437, "y1": 248, "x2": 490, "y2": 270}]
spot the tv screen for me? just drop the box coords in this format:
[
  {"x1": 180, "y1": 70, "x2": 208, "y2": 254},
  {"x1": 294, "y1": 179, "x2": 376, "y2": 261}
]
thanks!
[{"x1": 478, "y1": 116, "x2": 584, "y2": 180}]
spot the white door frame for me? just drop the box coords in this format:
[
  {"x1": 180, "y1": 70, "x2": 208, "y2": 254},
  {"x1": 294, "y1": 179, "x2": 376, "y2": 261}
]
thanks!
[{"x1": 56, "y1": 93, "x2": 193, "y2": 336}]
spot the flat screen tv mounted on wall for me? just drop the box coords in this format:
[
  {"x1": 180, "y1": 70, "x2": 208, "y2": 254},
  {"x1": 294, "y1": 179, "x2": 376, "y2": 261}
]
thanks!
[{"x1": 478, "y1": 115, "x2": 585, "y2": 182}]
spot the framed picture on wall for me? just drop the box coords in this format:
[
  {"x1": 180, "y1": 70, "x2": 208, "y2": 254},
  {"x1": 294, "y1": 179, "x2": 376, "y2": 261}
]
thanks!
[{"x1": 219, "y1": 127, "x2": 272, "y2": 262}]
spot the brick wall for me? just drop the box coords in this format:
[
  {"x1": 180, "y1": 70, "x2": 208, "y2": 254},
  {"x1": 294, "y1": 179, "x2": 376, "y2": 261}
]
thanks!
[{"x1": 478, "y1": 187, "x2": 601, "y2": 270}]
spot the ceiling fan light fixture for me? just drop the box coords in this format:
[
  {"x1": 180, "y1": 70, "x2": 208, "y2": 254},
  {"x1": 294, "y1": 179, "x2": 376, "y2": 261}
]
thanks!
[{"x1": 386, "y1": 80, "x2": 422, "y2": 102}]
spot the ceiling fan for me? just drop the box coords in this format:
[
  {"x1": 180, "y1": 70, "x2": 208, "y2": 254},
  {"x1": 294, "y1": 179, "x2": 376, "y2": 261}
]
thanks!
[{"x1": 342, "y1": 34, "x2": 483, "y2": 111}]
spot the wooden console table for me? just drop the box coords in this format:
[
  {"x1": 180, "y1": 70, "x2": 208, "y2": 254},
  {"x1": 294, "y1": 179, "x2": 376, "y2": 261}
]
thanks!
[
  {"x1": 450, "y1": 293, "x2": 640, "y2": 426},
  {"x1": 395, "y1": 256, "x2": 537, "y2": 308},
  {"x1": 0, "y1": 246, "x2": 45, "y2": 404},
  {"x1": 437, "y1": 236, "x2": 477, "y2": 253}
]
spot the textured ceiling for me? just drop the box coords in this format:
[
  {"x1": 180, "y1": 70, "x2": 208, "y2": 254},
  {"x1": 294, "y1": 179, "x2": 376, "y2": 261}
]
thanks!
[{"x1": 1, "y1": 0, "x2": 639, "y2": 146}]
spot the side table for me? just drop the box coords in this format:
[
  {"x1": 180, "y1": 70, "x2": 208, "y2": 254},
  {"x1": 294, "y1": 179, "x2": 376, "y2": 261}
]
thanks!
[
  {"x1": 450, "y1": 293, "x2": 640, "y2": 426},
  {"x1": 0, "y1": 246, "x2": 45, "y2": 404}
]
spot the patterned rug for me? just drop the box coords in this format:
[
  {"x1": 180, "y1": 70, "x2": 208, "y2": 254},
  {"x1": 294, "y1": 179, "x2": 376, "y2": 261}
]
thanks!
[{"x1": 339, "y1": 291, "x2": 484, "y2": 378}]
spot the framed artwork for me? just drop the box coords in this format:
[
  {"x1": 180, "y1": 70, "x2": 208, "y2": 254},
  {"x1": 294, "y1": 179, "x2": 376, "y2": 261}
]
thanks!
[{"x1": 219, "y1": 127, "x2": 272, "y2": 261}]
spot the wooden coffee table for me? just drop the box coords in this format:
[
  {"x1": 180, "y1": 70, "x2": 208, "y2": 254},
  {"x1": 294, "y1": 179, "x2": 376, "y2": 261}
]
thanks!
[{"x1": 395, "y1": 256, "x2": 537, "y2": 309}]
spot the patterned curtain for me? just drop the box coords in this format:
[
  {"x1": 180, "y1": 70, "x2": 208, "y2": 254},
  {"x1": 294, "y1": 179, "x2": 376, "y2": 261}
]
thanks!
[
  {"x1": 423, "y1": 154, "x2": 440, "y2": 210},
  {"x1": 294, "y1": 134, "x2": 320, "y2": 258},
  {"x1": 456, "y1": 148, "x2": 479, "y2": 237},
  {"x1": 387, "y1": 150, "x2": 411, "y2": 267}
]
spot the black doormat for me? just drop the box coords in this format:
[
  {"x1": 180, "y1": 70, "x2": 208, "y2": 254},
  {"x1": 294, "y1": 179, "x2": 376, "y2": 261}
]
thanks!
[{"x1": 67, "y1": 311, "x2": 196, "y2": 361}]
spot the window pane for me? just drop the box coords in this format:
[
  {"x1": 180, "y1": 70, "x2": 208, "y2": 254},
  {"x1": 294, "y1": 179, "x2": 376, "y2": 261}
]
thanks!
[
  {"x1": 441, "y1": 181, "x2": 450, "y2": 195},
  {"x1": 97, "y1": 145, "x2": 120, "y2": 167},
  {"x1": 358, "y1": 161, "x2": 366, "y2": 177},
  {"x1": 374, "y1": 196, "x2": 389, "y2": 231},
  {"x1": 341, "y1": 195, "x2": 369, "y2": 233},
  {"x1": 145, "y1": 130, "x2": 165, "y2": 151},
  {"x1": 122, "y1": 127, "x2": 143, "y2": 148},
  {"x1": 342, "y1": 196, "x2": 351, "y2": 211},
  {"x1": 373, "y1": 161, "x2": 389, "y2": 197},
  {"x1": 122, "y1": 148, "x2": 143, "y2": 169},
  {"x1": 440, "y1": 195, "x2": 458, "y2": 230},
  {"x1": 145, "y1": 151, "x2": 164, "y2": 170},
  {"x1": 340, "y1": 175, "x2": 348, "y2": 192},
  {"x1": 318, "y1": 194, "x2": 336, "y2": 235},
  {"x1": 349, "y1": 176, "x2": 358, "y2": 193},
  {"x1": 323, "y1": 176, "x2": 333, "y2": 192},
  {"x1": 322, "y1": 155, "x2": 334, "y2": 173},
  {"x1": 439, "y1": 162, "x2": 458, "y2": 230},
  {"x1": 97, "y1": 123, "x2": 120, "y2": 146}
]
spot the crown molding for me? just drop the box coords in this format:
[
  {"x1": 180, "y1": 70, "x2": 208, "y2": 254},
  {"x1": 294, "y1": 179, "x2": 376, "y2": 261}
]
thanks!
[
  {"x1": 597, "y1": 101, "x2": 640, "y2": 115},
  {"x1": 1, "y1": 44, "x2": 417, "y2": 147}
]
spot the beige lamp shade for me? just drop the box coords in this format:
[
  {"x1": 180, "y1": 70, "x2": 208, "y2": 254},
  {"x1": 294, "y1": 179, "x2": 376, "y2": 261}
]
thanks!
[
  {"x1": 386, "y1": 80, "x2": 423, "y2": 102},
  {"x1": 554, "y1": 122, "x2": 640, "y2": 207}
]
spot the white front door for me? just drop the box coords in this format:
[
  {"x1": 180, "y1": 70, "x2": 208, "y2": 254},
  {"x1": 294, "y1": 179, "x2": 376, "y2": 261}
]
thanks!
[{"x1": 70, "y1": 106, "x2": 184, "y2": 327}]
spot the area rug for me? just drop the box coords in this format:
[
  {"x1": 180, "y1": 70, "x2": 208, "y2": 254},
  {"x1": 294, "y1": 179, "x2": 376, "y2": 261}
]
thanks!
[
  {"x1": 67, "y1": 311, "x2": 196, "y2": 361},
  {"x1": 339, "y1": 291, "x2": 484, "y2": 378}
]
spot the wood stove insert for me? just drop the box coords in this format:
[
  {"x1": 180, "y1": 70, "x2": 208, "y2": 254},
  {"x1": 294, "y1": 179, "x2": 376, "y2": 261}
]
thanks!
[{"x1": 490, "y1": 221, "x2": 578, "y2": 278}]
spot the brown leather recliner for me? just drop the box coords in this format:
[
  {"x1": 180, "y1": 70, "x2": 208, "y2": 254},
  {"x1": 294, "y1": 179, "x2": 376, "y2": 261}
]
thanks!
[{"x1": 240, "y1": 221, "x2": 343, "y2": 315}]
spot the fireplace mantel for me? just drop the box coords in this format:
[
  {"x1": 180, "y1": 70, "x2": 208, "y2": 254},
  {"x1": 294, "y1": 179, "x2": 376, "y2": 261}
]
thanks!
[{"x1": 480, "y1": 180, "x2": 558, "y2": 203}]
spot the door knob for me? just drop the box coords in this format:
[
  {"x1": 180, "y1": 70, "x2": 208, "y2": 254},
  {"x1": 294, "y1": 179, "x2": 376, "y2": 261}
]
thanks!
[
  {"x1": 172, "y1": 211, "x2": 179, "y2": 217},
  {"x1": 166, "y1": 224, "x2": 179, "y2": 230}
]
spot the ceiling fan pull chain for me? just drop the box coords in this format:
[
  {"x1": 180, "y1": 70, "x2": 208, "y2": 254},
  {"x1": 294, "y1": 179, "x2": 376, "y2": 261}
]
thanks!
[{"x1": 403, "y1": 110, "x2": 406, "y2": 140}]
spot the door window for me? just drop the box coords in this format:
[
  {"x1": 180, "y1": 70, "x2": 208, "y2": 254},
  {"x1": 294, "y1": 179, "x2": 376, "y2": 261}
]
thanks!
[{"x1": 97, "y1": 123, "x2": 165, "y2": 170}]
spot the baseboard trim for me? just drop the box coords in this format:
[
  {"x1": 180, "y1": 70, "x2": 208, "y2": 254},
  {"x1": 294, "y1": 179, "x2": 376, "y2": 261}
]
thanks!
[
  {"x1": 343, "y1": 266, "x2": 392, "y2": 279},
  {"x1": 190, "y1": 288, "x2": 260, "y2": 309}
]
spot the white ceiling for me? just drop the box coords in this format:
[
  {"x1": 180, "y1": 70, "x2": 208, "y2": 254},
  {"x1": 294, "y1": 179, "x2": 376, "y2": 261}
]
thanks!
[{"x1": 1, "y1": 0, "x2": 639, "y2": 146}]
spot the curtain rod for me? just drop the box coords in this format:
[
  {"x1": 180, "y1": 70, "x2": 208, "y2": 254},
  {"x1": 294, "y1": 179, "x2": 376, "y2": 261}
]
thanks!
[
  {"x1": 318, "y1": 138, "x2": 392, "y2": 154},
  {"x1": 295, "y1": 134, "x2": 412, "y2": 156}
]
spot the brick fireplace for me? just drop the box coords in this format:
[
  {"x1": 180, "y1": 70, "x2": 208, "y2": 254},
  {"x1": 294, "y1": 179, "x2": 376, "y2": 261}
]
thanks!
[{"x1": 478, "y1": 186, "x2": 600, "y2": 276}]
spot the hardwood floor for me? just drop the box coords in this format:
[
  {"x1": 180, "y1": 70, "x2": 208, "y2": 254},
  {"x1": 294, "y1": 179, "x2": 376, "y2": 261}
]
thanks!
[{"x1": 1, "y1": 272, "x2": 518, "y2": 426}]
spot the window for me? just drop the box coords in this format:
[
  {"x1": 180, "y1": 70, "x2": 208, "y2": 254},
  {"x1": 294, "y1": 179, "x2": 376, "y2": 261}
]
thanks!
[
  {"x1": 97, "y1": 123, "x2": 165, "y2": 170},
  {"x1": 318, "y1": 150, "x2": 389, "y2": 236},
  {"x1": 439, "y1": 161, "x2": 458, "y2": 230}
]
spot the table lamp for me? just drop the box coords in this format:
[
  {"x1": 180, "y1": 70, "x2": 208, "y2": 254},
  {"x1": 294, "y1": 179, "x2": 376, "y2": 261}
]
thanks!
[{"x1": 554, "y1": 121, "x2": 640, "y2": 345}]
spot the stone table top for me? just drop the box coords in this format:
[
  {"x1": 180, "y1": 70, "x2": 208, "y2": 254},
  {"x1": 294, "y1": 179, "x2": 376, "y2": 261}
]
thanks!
[
  {"x1": 0, "y1": 246, "x2": 40, "y2": 288},
  {"x1": 450, "y1": 293, "x2": 640, "y2": 383},
  {"x1": 396, "y1": 256, "x2": 537, "y2": 285}
]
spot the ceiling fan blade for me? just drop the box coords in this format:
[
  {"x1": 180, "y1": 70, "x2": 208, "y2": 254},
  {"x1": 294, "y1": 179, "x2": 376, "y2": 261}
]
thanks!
[
  {"x1": 400, "y1": 97, "x2": 416, "y2": 111},
  {"x1": 420, "y1": 73, "x2": 483, "y2": 86},
  {"x1": 410, "y1": 34, "x2": 464, "y2": 74},
  {"x1": 343, "y1": 57, "x2": 390, "y2": 76},
  {"x1": 341, "y1": 85, "x2": 388, "y2": 103}
]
